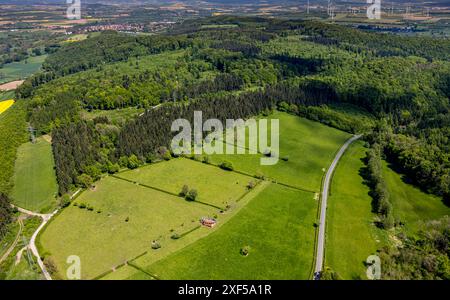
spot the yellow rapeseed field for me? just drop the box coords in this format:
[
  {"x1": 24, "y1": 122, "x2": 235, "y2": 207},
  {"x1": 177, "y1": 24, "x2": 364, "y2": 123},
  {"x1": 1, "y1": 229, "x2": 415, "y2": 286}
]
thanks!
[{"x1": 0, "y1": 99, "x2": 14, "y2": 114}]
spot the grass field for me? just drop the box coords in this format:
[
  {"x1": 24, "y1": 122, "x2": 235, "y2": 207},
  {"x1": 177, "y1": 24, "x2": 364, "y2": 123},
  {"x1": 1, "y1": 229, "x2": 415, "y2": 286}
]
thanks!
[
  {"x1": 326, "y1": 141, "x2": 386, "y2": 279},
  {"x1": 39, "y1": 111, "x2": 349, "y2": 280},
  {"x1": 382, "y1": 161, "x2": 450, "y2": 234},
  {"x1": 210, "y1": 111, "x2": 351, "y2": 192},
  {"x1": 0, "y1": 55, "x2": 47, "y2": 84},
  {"x1": 118, "y1": 158, "x2": 253, "y2": 208},
  {"x1": 0, "y1": 91, "x2": 14, "y2": 101},
  {"x1": 39, "y1": 174, "x2": 234, "y2": 279},
  {"x1": 10, "y1": 137, "x2": 58, "y2": 213},
  {"x1": 131, "y1": 183, "x2": 317, "y2": 280},
  {"x1": 0, "y1": 99, "x2": 14, "y2": 114},
  {"x1": 81, "y1": 107, "x2": 145, "y2": 124}
]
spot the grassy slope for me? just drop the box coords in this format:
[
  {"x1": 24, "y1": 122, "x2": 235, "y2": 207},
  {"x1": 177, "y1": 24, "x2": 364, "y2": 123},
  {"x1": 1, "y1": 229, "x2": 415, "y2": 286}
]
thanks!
[
  {"x1": 0, "y1": 216, "x2": 43, "y2": 280},
  {"x1": 0, "y1": 55, "x2": 47, "y2": 84},
  {"x1": 0, "y1": 91, "x2": 15, "y2": 101},
  {"x1": 118, "y1": 158, "x2": 253, "y2": 208},
  {"x1": 135, "y1": 184, "x2": 317, "y2": 280},
  {"x1": 210, "y1": 111, "x2": 351, "y2": 191},
  {"x1": 0, "y1": 100, "x2": 28, "y2": 195},
  {"x1": 41, "y1": 111, "x2": 348, "y2": 279},
  {"x1": 39, "y1": 176, "x2": 218, "y2": 279},
  {"x1": 382, "y1": 161, "x2": 450, "y2": 234},
  {"x1": 10, "y1": 137, "x2": 58, "y2": 213},
  {"x1": 100, "y1": 180, "x2": 269, "y2": 280},
  {"x1": 326, "y1": 141, "x2": 386, "y2": 279},
  {"x1": 81, "y1": 107, "x2": 145, "y2": 124}
]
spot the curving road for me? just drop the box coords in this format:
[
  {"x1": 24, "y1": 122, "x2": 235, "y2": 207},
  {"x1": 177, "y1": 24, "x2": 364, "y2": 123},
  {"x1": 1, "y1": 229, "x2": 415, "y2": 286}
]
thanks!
[
  {"x1": 314, "y1": 134, "x2": 361, "y2": 279},
  {"x1": 11, "y1": 204, "x2": 58, "y2": 280}
]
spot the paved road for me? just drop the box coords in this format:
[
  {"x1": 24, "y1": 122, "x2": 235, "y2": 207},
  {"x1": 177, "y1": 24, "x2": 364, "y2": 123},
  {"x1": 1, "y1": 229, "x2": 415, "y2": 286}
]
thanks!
[
  {"x1": 10, "y1": 204, "x2": 58, "y2": 280},
  {"x1": 29, "y1": 209, "x2": 58, "y2": 280},
  {"x1": 314, "y1": 134, "x2": 361, "y2": 279}
]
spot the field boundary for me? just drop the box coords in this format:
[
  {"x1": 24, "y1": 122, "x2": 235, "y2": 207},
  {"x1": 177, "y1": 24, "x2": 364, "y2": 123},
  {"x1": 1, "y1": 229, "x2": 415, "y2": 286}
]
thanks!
[
  {"x1": 186, "y1": 156, "x2": 317, "y2": 194},
  {"x1": 116, "y1": 181, "x2": 271, "y2": 280},
  {"x1": 127, "y1": 261, "x2": 160, "y2": 280},
  {"x1": 111, "y1": 174, "x2": 225, "y2": 210}
]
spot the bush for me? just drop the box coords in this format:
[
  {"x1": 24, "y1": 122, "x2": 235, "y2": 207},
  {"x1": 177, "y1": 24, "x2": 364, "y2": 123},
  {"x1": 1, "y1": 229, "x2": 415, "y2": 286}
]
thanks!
[
  {"x1": 163, "y1": 151, "x2": 172, "y2": 161},
  {"x1": 60, "y1": 194, "x2": 71, "y2": 208},
  {"x1": 118, "y1": 156, "x2": 129, "y2": 168},
  {"x1": 84, "y1": 164, "x2": 102, "y2": 181},
  {"x1": 247, "y1": 181, "x2": 256, "y2": 190},
  {"x1": 157, "y1": 146, "x2": 171, "y2": 160},
  {"x1": 171, "y1": 233, "x2": 180, "y2": 240},
  {"x1": 76, "y1": 174, "x2": 93, "y2": 189},
  {"x1": 180, "y1": 185, "x2": 189, "y2": 197},
  {"x1": 127, "y1": 154, "x2": 141, "y2": 169},
  {"x1": 202, "y1": 156, "x2": 210, "y2": 164},
  {"x1": 281, "y1": 155, "x2": 289, "y2": 162},
  {"x1": 240, "y1": 246, "x2": 250, "y2": 256},
  {"x1": 146, "y1": 153, "x2": 156, "y2": 163},
  {"x1": 78, "y1": 203, "x2": 87, "y2": 209},
  {"x1": 107, "y1": 163, "x2": 120, "y2": 174},
  {"x1": 255, "y1": 172, "x2": 266, "y2": 180},
  {"x1": 43, "y1": 257, "x2": 58, "y2": 275},
  {"x1": 186, "y1": 189, "x2": 198, "y2": 201},
  {"x1": 219, "y1": 161, "x2": 234, "y2": 171}
]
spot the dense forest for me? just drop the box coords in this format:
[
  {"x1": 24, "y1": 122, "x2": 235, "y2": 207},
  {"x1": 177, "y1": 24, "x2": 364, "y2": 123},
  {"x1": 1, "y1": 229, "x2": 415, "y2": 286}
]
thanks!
[
  {"x1": 0, "y1": 193, "x2": 12, "y2": 239},
  {"x1": 17, "y1": 18, "x2": 449, "y2": 201}
]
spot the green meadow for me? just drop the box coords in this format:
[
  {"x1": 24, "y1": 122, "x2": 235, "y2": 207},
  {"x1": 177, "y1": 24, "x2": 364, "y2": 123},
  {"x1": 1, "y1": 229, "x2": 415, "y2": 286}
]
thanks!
[
  {"x1": 11, "y1": 137, "x2": 58, "y2": 213},
  {"x1": 382, "y1": 161, "x2": 450, "y2": 234},
  {"x1": 39, "y1": 111, "x2": 351, "y2": 280},
  {"x1": 39, "y1": 176, "x2": 219, "y2": 279},
  {"x1": 0, "y1": 91, "x2": 15, "y2": 101},
  {"x1": 0, "y1": 55, "x2": 47, "y2": 84},
  {"x1": 132, "y1": 184, "x2": 317, "y2": 280},
  {"x1": 210, "y1": 111, "x2": 351, "y2": 192},
  {"x1": 118, "y1": 158, "x2": 253, "y2": 208},
  {"x1": 326, "y1": 141, "x2": 386, "y2": 279}
]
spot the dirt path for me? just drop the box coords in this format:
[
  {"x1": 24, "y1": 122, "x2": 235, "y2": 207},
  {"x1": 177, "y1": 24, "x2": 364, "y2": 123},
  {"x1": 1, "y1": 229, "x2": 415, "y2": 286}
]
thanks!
[
  {"x1": 0, "y1": 80, "x2": 24, "y2": 91},
  {"x1": 15, "y1": 245, "x2": 27, "y2": 265},
  {"x1": 0, "y1": 217, "x2": 23, "y2": 265},
  {"x1": 10, "y1": 204, "x2": 58, "y2": 280}
]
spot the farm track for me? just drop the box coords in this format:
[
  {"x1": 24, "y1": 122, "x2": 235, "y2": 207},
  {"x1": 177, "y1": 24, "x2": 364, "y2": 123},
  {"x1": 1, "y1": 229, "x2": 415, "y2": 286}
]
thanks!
[
  {"x1": 11, "y1": 204, "x2": 58, "y2": 280},
  {"x1": 0, "y1": 217, "x2": 23, "y2": 265},
  {"x1": 111, "y1": 174, "x2": 226, "y2": 210},
  {"x1": 314, "y1": 134, "x2": 361, "y2": 279}
]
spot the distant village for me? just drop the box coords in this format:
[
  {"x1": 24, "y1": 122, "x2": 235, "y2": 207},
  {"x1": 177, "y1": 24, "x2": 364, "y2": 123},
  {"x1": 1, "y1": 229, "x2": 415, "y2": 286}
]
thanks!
[{"x1": 67, "y1": 21, "x2": 176, "y2": 35}]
